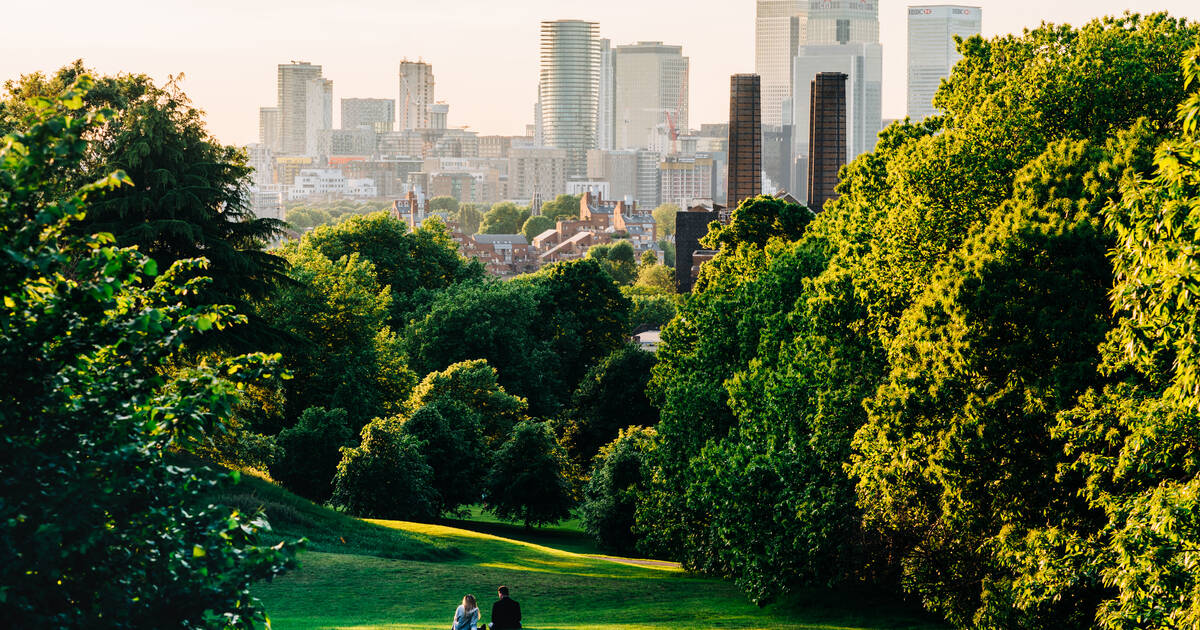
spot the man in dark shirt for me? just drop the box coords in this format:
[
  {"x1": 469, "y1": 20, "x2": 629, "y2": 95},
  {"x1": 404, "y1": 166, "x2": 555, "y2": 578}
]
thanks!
[{"x1": 490, "y1": 585, "x2": 521, "y2": 629}]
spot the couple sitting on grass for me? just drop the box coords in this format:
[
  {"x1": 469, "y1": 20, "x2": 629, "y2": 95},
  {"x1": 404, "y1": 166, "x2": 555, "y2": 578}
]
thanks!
[{"x1": 453, "y1": 585, "x2": 522, "y2": 630}]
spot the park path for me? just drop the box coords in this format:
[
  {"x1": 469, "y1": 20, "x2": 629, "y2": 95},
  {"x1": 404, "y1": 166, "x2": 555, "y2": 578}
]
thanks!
[{"x1": 588, "y1": 555, "x2": 682, "y2": 569}]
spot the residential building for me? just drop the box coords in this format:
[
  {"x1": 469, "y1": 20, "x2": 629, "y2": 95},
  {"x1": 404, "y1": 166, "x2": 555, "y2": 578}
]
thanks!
[
  {"x1": 728, "y1": 74, "x2": 762, "y2": 209},
  {"x1": 567, "y1": 181, "x2": 611, "y2": 199},
  {"x1": 614, "y1": 41, "x2": 689, "y2": 151},
  {"x1": 659, "y1": 154, "x2": 714, "y2": 209},
  {"x1": 539, "y1": 19, "x2": 600, "y2": 179},
  {"x1": 808, "y1": 72, "x2": 847, "y2": 213},
  {"x1": 399, "y1": 60, "x2": 435, "y2": 130},
  {"x1": 586, "y1": 149, "x2": 639, "y2": 201},
  {"x1": 341, "y1": 98, "x2": 395, "y2": 132},
  {"x1": 277, "y1": 62, "x2": 324, "y2": 154},
  {"x1": 318, "y1": 127, "x2": 376, "y2": 156},
  {"x1": 429, "y1": 102, "x2": 449, "y2": 130},
  {"x1": 755, "y1": 1, "x2": 806, "y2": 128},
  {"x1": 636, "y1": 149, "x2": 662, "y2": 208},
  {"x1": 289, "y1": 168, "x2": 377, "y2": 200},
  {"x1": 479, "y1": 135, "x2": 514, "y2": 159},
  {"x1": 908, "y1": 5, "x2": 982, "y2": 120},
  {"x1": 510, "y1": 146, "x2": 568, "y2": 201}
]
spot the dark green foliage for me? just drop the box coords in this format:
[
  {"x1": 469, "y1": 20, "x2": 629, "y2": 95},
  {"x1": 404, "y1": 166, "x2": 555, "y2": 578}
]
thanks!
[
  {"x1": 561, "y1": 345, "x2": 659, "y2": 468},
  {"x1": 405, "y1": 359, "x2": 528, "y2": 452},
  {"x1": 480, "y1": 201, "x2": 531, "y2": 234},
  {"x1": 0, "y1": 79, "x2": 298, "y2": 628},
  {"x1": 627, "y1": 293, "x2": 678, "y2": 330},
  {"x1": 586, "y1": 240, "x2": 637, "y2": 284},
  {"x1": 455, "y1": 203, "x2": 484, "y2": 234},
  {"x1": 399, "y1": 401, "x2": 487, "y2": 514},
  {"x1": 522, "y1": 214, "x2": 555, "y2": 242},
  {"x1": 581, "y1": 427, "x2": 657, "y2": 553},
  {"x1": 271, "y1": 407, "x2": 354, "y2": 502},
  {"x1": 703, "y1": 195, "x2": 814, "y2": 251},
  {"x1": 485, "y1": 421, "x2": 574, "y2": 528},
  {"x1": 429, "y1": 195, "x2": 459, "y2": 213},
  {"x1": 1, "y1": 61, "x2": 289, "y2": 352},
  {"x1": 301, "y1": 212, "x2": 484, "y2": 324},
  {"x1": 259, "y1": 244, "x2": 415, "y2": 432},
  {"x1": 332, "y1": 417, "x2": 438, "y2": 520},
  {"x1": 539, "y1": 193, "x2": 582, "y2": 221}
]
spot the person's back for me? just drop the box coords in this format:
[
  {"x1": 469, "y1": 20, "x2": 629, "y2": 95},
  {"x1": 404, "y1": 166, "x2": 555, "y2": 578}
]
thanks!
[{"x1": 491, "y1": 586, "x2": 521, "y2": 629}]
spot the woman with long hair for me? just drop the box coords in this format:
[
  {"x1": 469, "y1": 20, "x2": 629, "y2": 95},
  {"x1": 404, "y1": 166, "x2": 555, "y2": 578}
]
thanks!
[{"x1": 452, "y1": 594, "x2": 480, "y2": 630}]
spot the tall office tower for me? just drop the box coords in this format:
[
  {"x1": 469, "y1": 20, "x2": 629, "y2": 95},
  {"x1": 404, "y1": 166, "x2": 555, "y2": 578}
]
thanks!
[
  {"x1": 259, "y1": 107, "x2": 281, "y2": 153},
  {"x1": 727, "y1": 74, "x2": 762, "y2": 209},
  {"x1": 790, "y1": 0, "x2": 881, "y2": 200},
  {"x1": 614, "y1": 41, "x2": 689, "y2": 151},
  {"x1": 539, "y1": 19, "x2": 600, "y2": 180},
  {"x1": 304, "y1": 78, "x2": 333, "y2": 156},
  {"x1": 587, "y1": 148, "x2": 639, "y2": 201},
  {"x1": 399, "y1": 60, "x2": 435, "y2": 130},
  {"x1": 341, "y1": 98, "x2": 395, "y2": 132},
  {"x1": 755, "y1": 1, "x2": 806, "y2": 128},
  {"x1": 429, "y1": 102, "x2": 449, "y2": 130},
  {"x1": 908, "y1": 5, "x2": 982, "y2": 120},
  {"x1": 277, "y1": 62, "x2": 324, "y2": 154},
  {"x1": 597, "y1": 39, "x2": 616, "y2": 150},
  {"x1": 635, "y1": 149, "x2": 662, "y2": 207},
  {"x1": 808, "y1": 72, "x2": 847, "y2": 213}
]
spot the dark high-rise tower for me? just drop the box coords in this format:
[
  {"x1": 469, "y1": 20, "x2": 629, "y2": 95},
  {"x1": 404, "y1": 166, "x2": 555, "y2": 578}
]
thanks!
[
  {"x1": 727, "y1": 74, "x2": 762, "y2": 209},
  {"x1": 808, "y1": 72, "x2": 847, "y2": 213}
]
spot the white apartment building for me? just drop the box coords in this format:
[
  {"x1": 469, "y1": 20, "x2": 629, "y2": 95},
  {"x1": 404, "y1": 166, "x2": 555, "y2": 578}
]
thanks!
[
  {"x1": 659, "y1": 154, "x2": 714, "y2": 210},
  {"x1": 399, "y1": 60, "x2": 435, "y2": 130},
  {"x1": 304, "y1": 78, "x2": 333, "y2": 157},
  {"x1": 510, "y1": 147, "x2": 568, "y2": 201},
  {"x1": 289, "y1": 169, "x2": 377, "y2": 200},
  {"x1": 277, "y1": 62, "x2": 324, "y2": 155},
  {"x1": 614, "y1": 41, "x2": 689, "y2": 151},
  {"x1": 908, "y1": 5, "x2": 982, "y2": 120}
]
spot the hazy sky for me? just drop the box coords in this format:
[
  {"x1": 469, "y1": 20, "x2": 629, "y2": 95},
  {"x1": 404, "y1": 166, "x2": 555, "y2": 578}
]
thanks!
[{"x1": 4, "y1": 1, "x2": 1200, "y2": 146}]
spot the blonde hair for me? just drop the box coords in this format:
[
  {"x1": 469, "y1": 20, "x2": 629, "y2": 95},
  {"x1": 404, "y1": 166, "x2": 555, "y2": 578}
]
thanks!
[{"x1": 462, "y1": 594, "x2": 477, "y2": 611}]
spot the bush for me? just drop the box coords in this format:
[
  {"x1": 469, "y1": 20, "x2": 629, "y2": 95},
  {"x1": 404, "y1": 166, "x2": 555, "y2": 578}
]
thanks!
[
  {"x1": 333, "y1": 418, "x2": 438, "y2": 520},
  {"x1": 581, "y1": 427, "x2": 657, "y2": 554},
  {"x1": 271, "y1": 407, "x2": 354, "y2": 502}
]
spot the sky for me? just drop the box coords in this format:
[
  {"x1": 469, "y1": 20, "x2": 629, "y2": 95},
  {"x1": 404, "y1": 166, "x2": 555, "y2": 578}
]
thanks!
[{"x1": 4, "y1": 1, "x2": 1200, "y2": 146}]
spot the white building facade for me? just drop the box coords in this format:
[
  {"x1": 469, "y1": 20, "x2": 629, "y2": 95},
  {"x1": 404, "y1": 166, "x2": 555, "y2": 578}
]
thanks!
[
  {"x1": 539, "y1": 20, "x2": 600, "y2": 180},
  {"x1": 399, "y1": 60, "x2": 435, "y2": 130},
  {"x1": 614, "y1": 41, "x2": 689, "y2": 152}
]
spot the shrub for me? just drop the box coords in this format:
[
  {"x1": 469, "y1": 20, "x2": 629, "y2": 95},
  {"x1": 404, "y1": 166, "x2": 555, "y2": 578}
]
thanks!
[{"x1": 333, "y1": 418, "x2": 437, "y2": 520}]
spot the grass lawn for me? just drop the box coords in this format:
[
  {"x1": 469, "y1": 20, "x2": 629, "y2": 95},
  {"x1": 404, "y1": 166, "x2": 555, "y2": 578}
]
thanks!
[
  {"x1": 254, "y1": 517, "x2": 945, "y2": 630},
  {"x1": 219, "y1": 471, "x2": 944, "y2": 630}
]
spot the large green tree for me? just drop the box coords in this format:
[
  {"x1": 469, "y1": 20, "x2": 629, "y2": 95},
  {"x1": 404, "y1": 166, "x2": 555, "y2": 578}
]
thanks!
[
  {"x1": 0, "y1": 78, "x2": 297, "y2": 628},
  {"x1": 480, "y1": 201, "x2": 531, "y2": 234},
  {"x1": 485, "y1": 420, "x2": 574, "y2": 528},
  {"x1": 1, "y1": 62, "x2": 288, "y2": 351}
]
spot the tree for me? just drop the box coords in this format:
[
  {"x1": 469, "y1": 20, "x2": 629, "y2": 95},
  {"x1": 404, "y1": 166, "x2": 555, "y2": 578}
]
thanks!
[
  {"x1": 301, "y1": 212, "x2": 484, "y2": 324},
  {"x1": 627, "y1": 293, "x2": 678, "y2": 330},
  {"x1": 429, "y1": 195, "x2": 459, "y2": 213},
  {"x1": 399, "y1": 401, "x2": 487, "y2": 514},
  {"x1": 270, "y1": 407, "x2": 354, "y2": 502},
  {"x1": 561, "y1": 345, "x2": 660, "y2": 468},
  {"x1": 259, "y1": 245, "x2": 415, "y2": 433},
  {"x1": 404, "y1": 281, "x2": 557, "y2": 414},
  {"x1": 485, "y1": 421, "x2": 574, "y2": 528},
  {"x1": 522, "y1": 215, "x2": 555, "y2": 242},
  {"x1": 635, "y1": 264, "x2": 675, "y2": 293},
  {"x1": 651, "y1": 203, "x2": 679, "y2": 236},
  {"x1": 332, "y1": 417, "x2": 438, "y2": 520},
  {"x1": 405, "y1": 360, "x2": 528, "y2": 451},
  {"x1": 456, "y1": 203, "x2": 484, "y2": 235},
  {"x1": 587, "y1": 240, "x2": 637, "y2": 284},
  {"x1": 480, "y1": 201, "x2": 531, "y2": 234},
  {"x1": 539, "y1": 193, "x2": 581, "y2": 221},
  {"x1": 581, "y1": 427, "x2": 657, "y2": 554},
  {"x1": 0, "y1": 78, "x2": 298, "y2": 628},
  {"x1": 1, "y1": 62, "x2": 289, "y2": 352}
]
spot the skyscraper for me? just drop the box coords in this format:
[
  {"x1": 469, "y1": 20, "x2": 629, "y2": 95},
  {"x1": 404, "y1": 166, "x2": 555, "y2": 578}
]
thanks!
[
  {"x1": 614, "y1": 41, "x2": 689, "y2": 151},
  {"x1": 808, "y1": 72, "x2": 848, "y2": 213},
  {"x1": 790, "y1": 0, "x2": 881, "y2": 201},
  {"x1": 728, "y1": 74, "x2": 762, "y2": 209},
  {"x1": 755, "y1": 1, "x2": 806, "y2": 129},
  {"x1": 341, "y1": 98, "x2": 395, "y2": 133},
  {"x1": 597, "y1": 39, "x2": 616, "y2": 151},
  {"x1": 539, "y1": 19, "x2": 600, "y2": 180},
  {"x1": 277, "y1": 62, "x2": 324, "y2": 155},
  {"x1": 258, "y1": 106, "x2": 281, "y2": 153},
  {"x1": 908, "y1": 5, "x2": 982, "y2": 120},
  {"x1": 305, "y1": 78, "x2": 333, "y2": 156},
  {"x1": 399, "y1": 60, "x2": 435, "y2": 130}
]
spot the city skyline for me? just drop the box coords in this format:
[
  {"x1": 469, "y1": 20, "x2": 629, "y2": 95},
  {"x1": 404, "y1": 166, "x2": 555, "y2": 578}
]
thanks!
[{"x1": 4, "y1": 0, "x2": 1200, "y2": 146}]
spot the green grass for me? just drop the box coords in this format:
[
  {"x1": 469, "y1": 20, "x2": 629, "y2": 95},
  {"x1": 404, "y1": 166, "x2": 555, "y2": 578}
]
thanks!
[{"x1": 250, "y1": 499, "x2": 946, "y2": 629}]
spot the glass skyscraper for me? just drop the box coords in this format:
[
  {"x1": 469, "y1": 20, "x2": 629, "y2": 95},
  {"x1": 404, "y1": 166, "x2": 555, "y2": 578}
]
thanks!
[
  {"x1": 539, "y1": 20, "x2": 600, "y2": 180},
  {"x1": 908, "y1": 5, "x2": 982, "y2": 121}
]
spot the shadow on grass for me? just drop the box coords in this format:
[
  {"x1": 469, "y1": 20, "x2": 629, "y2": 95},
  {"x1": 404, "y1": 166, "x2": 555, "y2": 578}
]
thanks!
[{"x1": 435, "y1": 515, "x2": 601, "y2": 556}]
